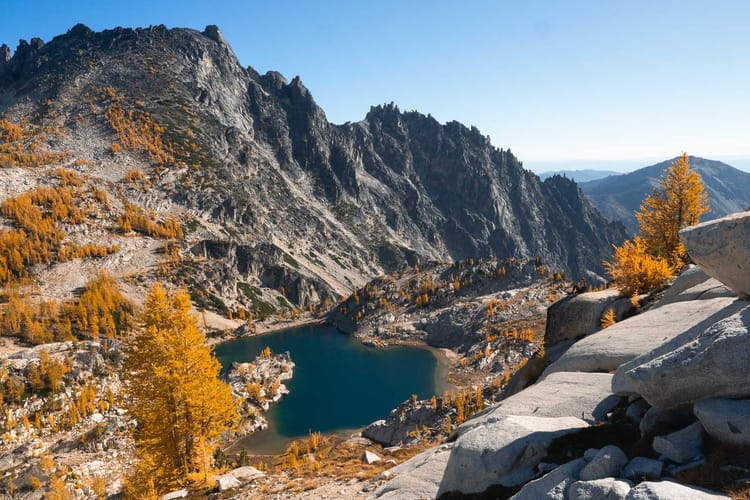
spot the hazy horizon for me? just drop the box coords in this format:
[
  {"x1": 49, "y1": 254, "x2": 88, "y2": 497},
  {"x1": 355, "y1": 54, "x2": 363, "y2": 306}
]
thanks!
[{"x1": 526, "y1": 155, "x2": 750, "y2": 175}]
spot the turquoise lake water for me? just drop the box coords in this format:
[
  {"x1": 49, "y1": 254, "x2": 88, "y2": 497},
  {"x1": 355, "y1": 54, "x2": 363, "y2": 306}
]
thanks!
[{"x1": 214, "y1": 323, "x2": 441, "y2": 453}]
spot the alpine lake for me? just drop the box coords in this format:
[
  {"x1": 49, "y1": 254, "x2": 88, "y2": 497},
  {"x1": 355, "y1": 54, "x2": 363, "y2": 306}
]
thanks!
[{"x1": 214, "y1": 323, "x2": 445, "y2": 454}]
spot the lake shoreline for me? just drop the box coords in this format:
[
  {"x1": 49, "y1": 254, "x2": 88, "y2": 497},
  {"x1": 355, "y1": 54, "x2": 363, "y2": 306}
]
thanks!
[
  {"x1": 216, "y1": 322, "x2": 455, "y2": 458},
  {"x1": 207, "y1": 314, "x2": 326, "y2": 346},
  {"x1": 209, "y1": 316, "x2": 456, "y2": 390}
]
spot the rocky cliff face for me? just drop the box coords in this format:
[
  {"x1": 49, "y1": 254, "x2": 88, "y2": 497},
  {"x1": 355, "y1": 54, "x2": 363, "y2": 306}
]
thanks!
[{"x1": 0, "y1": 24, "x2": 626, "y2": 310}]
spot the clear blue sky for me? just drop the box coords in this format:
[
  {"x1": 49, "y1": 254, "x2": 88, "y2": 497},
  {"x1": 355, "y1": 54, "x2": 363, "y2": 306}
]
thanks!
[{"x1": 1, "y1": 0, "x2": 749, "y2": 172}]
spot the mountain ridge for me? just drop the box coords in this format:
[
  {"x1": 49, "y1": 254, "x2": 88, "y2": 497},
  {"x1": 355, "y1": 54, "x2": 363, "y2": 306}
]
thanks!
[
  {"x1": 580, "y1": 156, "x2": 750, "y2": 233},
  {"x1": 0, "y1": 24, "x2": 626, "y2": 315},
  {"x1": 539, "y1": 169, "x2": 620, "y2": 183}
]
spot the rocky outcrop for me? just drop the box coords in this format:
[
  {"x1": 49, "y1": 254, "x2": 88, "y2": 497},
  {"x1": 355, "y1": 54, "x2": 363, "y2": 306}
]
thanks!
[
  {"x1": 363, "y1": 400, "x2": 448, "y2": 447},
  {"x1": 694, "y1": 398, "x2": 750, "y2": 447},
  {"x1": 373, "y1": 444, "x2": 453, "y2": 499},
  {"x1": 455, "y1": 372, "x2": 619, "y2": 436},
  {"x1": 510, "y1": 457, "x2": 586, "y2": 499},
  {"x1": 569, "y1": 478, "x2": 632, "y2": 500},
  {"x1": 437, "y1": 415, "x2": 588, "y2": 496},
  {"x1": 579, "y1": 445, "x2": 629, "y2": 481},
  {"x1": 545, "y1": 289, "x2": 633, "y2": 348},
  {"x1": 612, "y1": 305, "x2": 750, "y2": 409},
  {"x1": 624, "y1": 481, "x2": 730, "y2": 499},
  {"x1": 654, "y1": 265, "x2": 711, "y2": 306},
  {"x1": 621, "y1": 457, "x2": 663, "y2": 481},
  {"x1": 651, "y1": 422, "x2": 704, "y2": 464},
  {"x1": 545, "y1": 294, "x2": 739, "y2": 375},
  {"x1": 375, "y1": 234, "x2": 749, "y2": 500},
  {"x1": 680, "y1": 211, "x2": 750, "y2": 299}
]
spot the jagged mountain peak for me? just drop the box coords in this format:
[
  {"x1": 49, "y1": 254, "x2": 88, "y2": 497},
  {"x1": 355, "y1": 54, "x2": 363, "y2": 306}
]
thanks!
[{"x1": 0, "y1": 23, "x2": 626, "y2": 316}]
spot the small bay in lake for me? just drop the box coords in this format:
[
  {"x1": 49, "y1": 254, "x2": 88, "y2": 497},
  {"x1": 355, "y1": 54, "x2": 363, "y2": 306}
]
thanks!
[{"x1": 214, "y1": 324, "x2": 444, "y2": 454}]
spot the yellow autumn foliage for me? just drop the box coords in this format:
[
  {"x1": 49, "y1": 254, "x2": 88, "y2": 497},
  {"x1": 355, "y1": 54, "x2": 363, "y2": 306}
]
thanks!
[
  {"x1": 604, "y1": 236, "x2": 673, "y2": 296},
  {"x1": 124, "y1": 284, "x2": 238, "y2": 495},
  {"x1": 636, "y1": 153, "x2": 709, "y2": 267},
  {"x1": 600, "y1": 307, "x2": 616, "y2": 329}
]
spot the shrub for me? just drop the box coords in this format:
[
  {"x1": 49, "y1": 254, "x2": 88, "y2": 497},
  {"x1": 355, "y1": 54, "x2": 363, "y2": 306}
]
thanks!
[
  {"x1": 600, "y1": 308, "x2": 616, "y2": 329},
  {"x1": 604, "y1": 237, "x2": 673, "y2": 295}
]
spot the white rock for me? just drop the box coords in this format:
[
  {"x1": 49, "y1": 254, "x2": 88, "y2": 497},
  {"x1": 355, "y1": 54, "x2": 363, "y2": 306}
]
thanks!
[
  {"x1": 545, "y1": 296, "x2": 738, "y2": 375},
  {"x1": 613, "y1": 304, "x2": 750, "y2": 409},
  {"x1": 655, "y1": 267, "x2": 723, "y2": 307},
  {"x1": 363, "y1": 449, "x2": 382, "y2": 464},
  {"x1": 228, "y1": 465, "x2": 265, "y2": 482},
  {"x1": 457, "y1": 372, "x2": 618, "y2": 438},
  {"x1": 694, "y1": 398, "x2": 750, "y2": 447},
  {"x1": 625, "y1": 480, "x2": 730, "y2": 499},
  {"x1": 578, "y1": 445, "x2": 628, "y2": 481},
  {"x1": 373, "y1": 443, "x2": 452, "y2": 499},
  {"x1": 545, "y1": 289, "x2": 633, "y2": 347},
  {"x1": 621, "y1": 457, "x2": 663, "y2": 481},
  {"x1": 680, "y1": 211, "x2": 750, "y2": 299},
  {"x1": 161, "y1": 489, "x2": 189, "y2": 500},
  {"x1": 652, "y1": 422, "x2": 704, "y2": 465},
  {"x1": 437, "y1": 415, "x2": 588, "y2": 496},
  {"x1": 569, "y1": 478, "x2": 632, "y2": 500},
  {"x1": 510, "y1": 458, "x2": 586, "y2": 499},
  {"x1": 216, "y1": 475, "x2": 240, "y2": 491}
]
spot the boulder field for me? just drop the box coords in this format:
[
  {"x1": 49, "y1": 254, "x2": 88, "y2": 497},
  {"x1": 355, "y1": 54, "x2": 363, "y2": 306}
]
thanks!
[{"x1": 371, "y1": 211, "x2": 750, "y2": 499}]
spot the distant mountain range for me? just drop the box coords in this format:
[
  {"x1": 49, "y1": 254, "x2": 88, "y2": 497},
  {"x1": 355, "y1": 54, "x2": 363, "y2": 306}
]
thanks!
[
  {"x1": 579, "y1": 156, "x2": 750, "y2": 233},
  {"x1": 539, "y1": 169, "x2": 620, "y2": 183}
]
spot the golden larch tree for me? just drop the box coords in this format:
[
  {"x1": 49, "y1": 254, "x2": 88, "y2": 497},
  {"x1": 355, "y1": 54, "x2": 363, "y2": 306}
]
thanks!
[
  {"x1": 635, "y1": 153, "x2": 709, "y2": 266},
  {"x1": 124, "y1": 284, "x2": 238, "y2": 495}
]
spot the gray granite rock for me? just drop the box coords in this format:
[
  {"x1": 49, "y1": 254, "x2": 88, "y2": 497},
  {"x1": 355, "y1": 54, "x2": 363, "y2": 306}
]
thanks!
[
  {"x1": 456, "y1": 371, "x2": 618, "y2": 438},
  {"x1": 545, "y1": 289, "x2": 633, "y2": 347},
  {"x1": 680, "y1": 211, "x2": 750, "y2": 299},
  {"x1": 652, "y1": 422, "x2": 704, "y2": 464},
  {"x1": 579, "y1": 445, "x2": 628, "y2": 481},
  {"x1": 363, "y1": 450, "x2": 382, "y2": 464},
  {"x1": 694, "y1": 398, "x2": 750, "y2": 447},
  {"x1": 373, "y1": 443, "x2": 452, "y2": 500},
  {"x1": 656, "y1": 275, "x2": 732, "y2": 307},
  {"x1": 438, "y1": 415, "x2": 588, "y2": 496},
  {"x1": 545, "y1": 296, "x2": 739, "y2": 375},
  {"x1": 216, "y1": 476, "x2": 240, "y2": 491},
  {"x1": 655, "y1": 266, "x2": 711, "y2": 306},
  {"x1": 569, "y1": 478, "x2": 632, "y2": 500},
  {"x1": 626, "y1": 399, "x2": 650, "y2": 425},
  {"x1": 510, "y1": 458, "x2": 586, "y2": 500},
  {"x1": 161, "y1": 490, "x2": 189, "y2": 500},
  {"x1": 621, "y1": 457, "x2": 663, "y2": 481},
  {"x1": 639, "y1": 406, "x2": 695, "y2": 437},
  {"x1": 625, "y1": 480, "x2": 729, "y2": 499},
  {"x1": 613, "y1": 304, "x2": 750, "y2": 409}
]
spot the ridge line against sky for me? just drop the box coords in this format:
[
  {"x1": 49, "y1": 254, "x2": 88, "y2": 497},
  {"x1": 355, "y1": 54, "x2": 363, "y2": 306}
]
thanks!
[{"x1": 1, "y1": 0, "x2": 749, "y2": 173}]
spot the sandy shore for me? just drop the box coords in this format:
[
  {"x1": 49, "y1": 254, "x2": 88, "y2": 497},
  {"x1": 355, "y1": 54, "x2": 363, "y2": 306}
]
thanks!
[{"x1": 206, "y1": 314, "x2": 326, "y2": 346}]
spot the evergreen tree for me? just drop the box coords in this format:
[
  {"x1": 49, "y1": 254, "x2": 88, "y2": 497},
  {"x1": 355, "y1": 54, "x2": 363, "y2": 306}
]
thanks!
[{"x1": 125, "y1": 284, "x2": 238, "y2": 494}]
